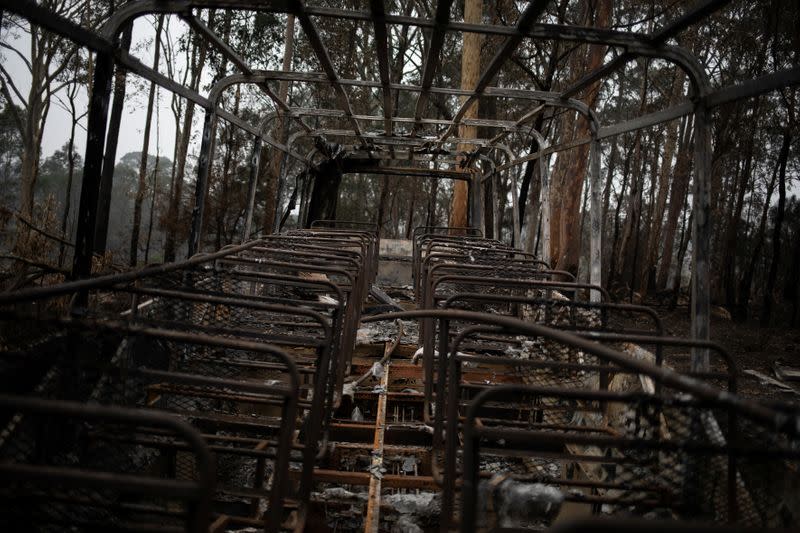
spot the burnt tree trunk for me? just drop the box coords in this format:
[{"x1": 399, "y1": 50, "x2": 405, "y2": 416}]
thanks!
[
  {"x1": 163, "y1": 12, "x2": 213, "y2": 260},
  {"x1": 638, "y1": 72, "x2": 683, "y2": 294},
  {"x1": 306, "y1": 160, "x2": 342, "y2": 227},
  {"x1": 130, "y1": 15, "x2": 164, "y2": 266},
  {"x1": 656, "y1": 116, "x2": 694, "y2": 290},
  {"x1": 722, "y1": 137, "x2": 753, "y2": 308},
  {"x1": 547, "y1": 0, "x2": 611, "y2": 270},
  {"x1": 449, "y1": 0, "x2": 483, "y2": 231},
  {"x1": 737, "y1": 154, "x2": 779, "y2": 320},
  {"x1": 261, "y1": 14, "x2": 295, "y2": 234},
  {"x1": 761, "y1": 129, "x2": 791, "y2": 326}
]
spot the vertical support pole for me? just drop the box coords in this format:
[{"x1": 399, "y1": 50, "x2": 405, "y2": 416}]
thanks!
[
  {"x1": 539, "y1": 155, "x2": 551, "y2": 266},
  {"x1": 272, "y1": 150, "x2": 289, "y2": 233},
  {"x1": 71, "y1": 52, "x2": 114, "y2": 281},
  {"x1": 271, "y1": 116, "x2": 292, "y2": 234},
  {"x1": 469, "y1": 171, "x2": 483, "y2": 233},
  {"x1": 491, "y1": 171, "x2": 500, "y2": 240},
  {"x1": 241, "y1": 136, "x2": 262, "y2": 242},
  {"x1": 691, "y1": 103, "x2": 712, "y2": 371},
  {"x1": 520, "y1": 166, "x2": 532, "y2": 252},
  {"x1": 94, "y1": 26, "x2": 132, "y2": 253},
  {"x1": 510, "y1": 169, "x2": 521, "y2": 248},
  {"x1": 188, "y1": 109, "x2": 217, "y2": 257},
  {"x1": 589, "y1": 137, "x2": 602, "y2": 302}
]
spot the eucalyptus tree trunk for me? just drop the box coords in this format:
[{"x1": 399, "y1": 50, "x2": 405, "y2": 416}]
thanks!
[
  {"x1": 130, "y1": 15, "x2": 164, "y2": 266},
  {"x1": 59, "y1": 80, "x2": 82, "y2": 267},
  {"x1": 638, "y1": 72, "x2": 683, "y2": 293},
  {"x1": 261, "y1": 14, "x2": 295, "y2": 234},
  {"x1": 449, "y1": 0, "x2": 482, "y2": 231},
  {"x1": 737, "y1": 152, "x2": 779, "y2": 320},
  {"x1": 761, "y1": 129, "x2": 791, "y2": 326},
  {"x1": 164, "y1": 11, "x2": 214, "y2": 260},
  {"x1": 547, "y1": 0, "x2": 611, "y2": 269},
  {"x1": 656, "y1": 116, "x2": 694, "y2": 290}
]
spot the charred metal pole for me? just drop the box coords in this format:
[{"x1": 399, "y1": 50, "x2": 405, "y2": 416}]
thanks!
[
  {"x1": 691, "y1": 102, "x2": 712, "y2": 370},
  {"x1": 491, "y1": 170, "x2": 500, "y2": 240},
  {"x1": 188, "y1": 109, "x2": 218, "y2": 257},
  {"x1": 539, "y1": 156, "x2": 551, "y2": 266},
  {"x1": 589, "y1": 137, "x2": 602, "y2": 300},
  {"x1": 272, "y1": 121, "x2": 291, "y2": 233},
  {"x1": 72, "y1": 52, "x2": 114, "y2": 280},
  {"x1": 469, "y1": 171, "x2": 483, "y2": 231},
  {"x1": 510, "y1": 167, "x2": 521, "y2": 247},
  {"x1": 93, "y1": 25, "x2": 131, "y2": 254},
  {"x1": 242, "y1": 136, "x2": 263, "y2": 242}
]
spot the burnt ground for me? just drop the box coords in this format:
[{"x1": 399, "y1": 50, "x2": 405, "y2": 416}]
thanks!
[{"x1": 636, "y1": 301, "x2": 800, "y2": 403}]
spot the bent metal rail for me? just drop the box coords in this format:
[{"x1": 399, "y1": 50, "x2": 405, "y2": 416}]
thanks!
[{"x1": 0, "y1": 229, "x2": 378, "y2": 531}]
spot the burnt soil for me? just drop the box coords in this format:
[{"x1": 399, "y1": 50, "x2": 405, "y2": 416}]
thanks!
[{"x1": 635, "y1": 301, "x2": 800, "y2": 403}]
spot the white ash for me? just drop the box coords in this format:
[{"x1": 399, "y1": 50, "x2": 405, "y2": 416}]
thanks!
[
  {"x1": 479, "y1": 476, "x2": 563, "y2": 529},
  {"x1": 313, "y1": 487, "x2": 367, "y2": 501},
  {"x1": 384, "y1": 492, "x2": 440, "y2": 518},
  {"x1": 391, "y1": 515, "x2": 424, "y2": 533},
  {"x1": 370, "y1": 361, "x2": 384, "y2": 379},
  {"x1": 356, "y1": 319, "x2": 418, "y2": 345},
  {"x1": 367, "y1": 463, "x2": 385, "y2": 479},
  {"x1": 341, "y1": 381, "x2": 356, "y2": 400},
  {"x1": 317, "y1": 295, "x2": 339, "y2": 306}
]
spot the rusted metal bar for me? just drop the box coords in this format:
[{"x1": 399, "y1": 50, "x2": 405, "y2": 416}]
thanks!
[
  {"x1": 181, "y1": 12, "x2": 312, "y2": 135},
  {"x1": 560, "y1": 0, "x2": 732, "y2": 99},
  {"x1": 292, "y1": 0, "x2": 366, "y2": 145},
  {"x1": 369, "y1": 0, "x2": 393, "y2": 136},
  {"x1": 0, "y1": 394, "x2": 216, "y2": 532},
  {"x1": 288, "y1": 469, "x2": 438, "y2": 490},
  {"x1": 242, "y1": 136, "x2": 262, "y2": 242},
  {"x1": 363, "y1": 310, "x2": 797, "y2": 435},
  {"x1": 363, "y1": 360, "x2": 390, "y2": 532},
  {"x1": 341, "y1": 164, "x2": 472, "y2": 180},
  {"x1": 412, "y1": 0, "x2": 453, "y2": 135},
  {"x1": 437, "y1": 0, "x2": 549, "y2": 144}
]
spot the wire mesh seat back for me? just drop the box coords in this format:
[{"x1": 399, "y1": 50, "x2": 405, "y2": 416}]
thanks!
[
  {"x1": 387, "y1": 310, "x2": 795, "y2": 530},
  {"x1": 218, "y1": 243, "x2": 364, "y2": 398},
  {"x1": 285, "y1": 228, "x2": 379, "y2": 283},
  {"x1": 0, "y1": 316, "x2": 299, "y2": 529},
  {"x1": 0, "y1": 394, "x2": 215, "y2": 532},
  {"x1": 459, "y1": 385, "x2": 800, "y2": 530}
]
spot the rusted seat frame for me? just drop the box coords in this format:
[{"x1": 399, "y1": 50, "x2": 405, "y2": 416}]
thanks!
[{"x1": 0, "y1": 394, "x2": 217, "y2": 532}]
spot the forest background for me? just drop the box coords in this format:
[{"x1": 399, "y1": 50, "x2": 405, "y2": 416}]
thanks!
[{"x1": 0, "y1": 0, "x2": 798, "y2": 329}]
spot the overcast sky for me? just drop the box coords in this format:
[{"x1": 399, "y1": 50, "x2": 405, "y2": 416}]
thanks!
[{"x1": 3, "y1": 16, "x2": 189, "y2": 164}]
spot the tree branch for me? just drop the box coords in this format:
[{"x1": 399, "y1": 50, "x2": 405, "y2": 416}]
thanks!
[
  {"x1": 0, "y1": 62, "x2": 29, "y2": 109},
  {"x1": 0, "y1": 70, "x2": 26, "y2": 137},
  {"x1": 0, "y1": 42, "x2": 33, "y2": 72}
]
